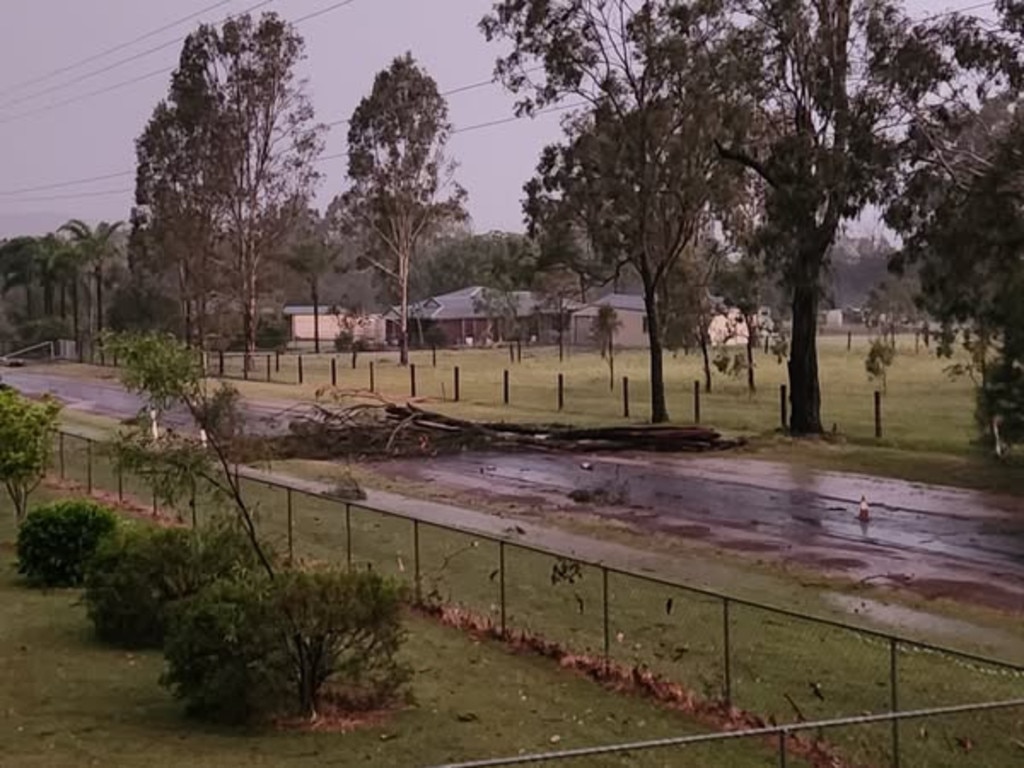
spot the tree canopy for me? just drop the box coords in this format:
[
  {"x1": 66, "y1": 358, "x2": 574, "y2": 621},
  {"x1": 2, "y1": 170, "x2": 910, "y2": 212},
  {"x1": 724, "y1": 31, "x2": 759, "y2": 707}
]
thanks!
[{"x1": 335, "y1": 53, "x2": 467, "y2": 365}]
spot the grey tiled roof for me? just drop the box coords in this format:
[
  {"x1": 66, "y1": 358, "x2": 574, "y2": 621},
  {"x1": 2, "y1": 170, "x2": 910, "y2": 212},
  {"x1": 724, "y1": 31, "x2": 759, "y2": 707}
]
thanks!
[
  {"x1": 391, "y1": 286, "x2": 563, "y2": 320},
  {"x1": 580, "y1": 293, "x2": 646, "y2": 313}
]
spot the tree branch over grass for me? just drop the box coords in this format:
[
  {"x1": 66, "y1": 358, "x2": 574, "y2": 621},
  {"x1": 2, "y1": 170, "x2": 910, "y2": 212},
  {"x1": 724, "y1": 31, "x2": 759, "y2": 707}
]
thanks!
[{"x1": 102, "y1": 331, "x2": 275, "y2": 577}]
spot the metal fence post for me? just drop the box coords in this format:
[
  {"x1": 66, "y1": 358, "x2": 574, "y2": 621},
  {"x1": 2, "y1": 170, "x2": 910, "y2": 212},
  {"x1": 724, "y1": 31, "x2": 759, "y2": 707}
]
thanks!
[
  {"x1": 218, "y1": 350, "x2": 225, "y2": 377},
  {"x1": 622, "y1": 376, "x2": 630, "y2": 418},
  {"x1": 413, "y1": 519, "x2": 422, "y2": 604},
  {"x1": 275, "y1": 350, "x2": 281, "y2": 372},
  {"x1": 557, "y1": 373, "x2": 564, "y2": 411},
  {"x1": 778, "y1": 730, "x2": 788, "y2": 768},
  {"x1": 890, "y1": 637, "x2": 901, "y2": 768},
  {"x1": 602, "y1": 567, "x2": 611, "y2": 671},
  {"x1": 723, "y1": 597, "x2": 733, "y2": 707},
  {"x1": 369, "y1": 361, "x2": 375, "y2": 393},
  {"x1": 875, "y1": 390, "x2": 883, "y2": 439},
  {"x1": 345, "y1": 502, "x2": 353, "y2": 571},
  {"x1": 86, "y1": 439, "x2": 93, "y2": 494},
  {"x1": 410, "y1": 364, "x2": 417, "y2": 398},
  {"x1": 243, "y1": 355, "x2": 249, "y2": 381},
  {"x1": 693, "y1": 380, "x2": 701, "y2": 424},
  {"x1": 152, "y1": 485, "x2": 158, "y2": 516},
  {"x1": 499, "y1": 540, "x2": 507, "y2": 637},
  {"x1": 331, "y1": 357, "x2": 338, "y2": 387},
  {"x1": 266, "y1": 354, "x2": 271, "y2": 382},
  {"x1": 454, "y1": 366, "x2": 460, "y2": 402},
  {"x1": 509, "y1": 344, "x2": 515, "y2": 364},
  {"x1": 286, "y1": 487, "x2": 294, "y2": 564},
  {"x1": 432, "y1": 345, "x2": 437, "y2": 368},
  {"x1": 59, "y1": 432, "x2": 66, "y2": 480},
  {"x1": 503, "y1": 369, "x2": 510, "y2": 405}
]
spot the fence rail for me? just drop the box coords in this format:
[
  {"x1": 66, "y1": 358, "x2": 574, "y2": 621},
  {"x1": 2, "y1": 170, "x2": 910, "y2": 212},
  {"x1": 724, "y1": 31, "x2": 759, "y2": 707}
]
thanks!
[
  {"x1": 430, "y1": 698, "x2": 1024, "y2": 767},
  {"x1": 52, "y1": 426, "x2": 1024, "y2": 767}
]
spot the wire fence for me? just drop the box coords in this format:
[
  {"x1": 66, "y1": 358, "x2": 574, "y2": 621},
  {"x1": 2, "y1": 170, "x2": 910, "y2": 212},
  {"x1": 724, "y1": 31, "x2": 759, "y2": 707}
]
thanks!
[
  {"x1": 84, "y1": 339, "x2": 965, "y2": 448},
  {"x1": 429, "y1": 698, "x2": 1024, "y2": 767},
  {"x1": 53, "y1": 428, "x2": 1024, "y2": 767}
]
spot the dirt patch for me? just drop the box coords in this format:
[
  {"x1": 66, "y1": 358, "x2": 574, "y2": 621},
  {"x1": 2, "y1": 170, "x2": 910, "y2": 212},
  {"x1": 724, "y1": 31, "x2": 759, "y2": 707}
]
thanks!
[
  {"x1": 910, "y1": 578, "x2": 1024, "y2": 612},
  {"x1": 790, "y1": 555, "x2": 869, "y2": 572},
  {"x1": 720, "y1": 539, "x2": 779, "y2": 554}
]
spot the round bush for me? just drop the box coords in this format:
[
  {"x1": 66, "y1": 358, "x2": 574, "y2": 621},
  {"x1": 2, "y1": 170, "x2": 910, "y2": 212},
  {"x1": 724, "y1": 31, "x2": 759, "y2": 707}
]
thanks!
[
  {"x1": 83, "y1": 520, "x2": 263, "y2": 649},
  {"x1": 16, "y1": 499, "x2": 120, "y2": 587},
  {"x1": 162, "y1": 568, "x2": 409, "y2": 724}
]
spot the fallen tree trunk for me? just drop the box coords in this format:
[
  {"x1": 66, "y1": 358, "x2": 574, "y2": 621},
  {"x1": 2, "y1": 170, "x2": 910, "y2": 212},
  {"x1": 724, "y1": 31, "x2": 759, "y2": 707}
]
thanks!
[{"x1": 274, "y1": 401, "x2": 743, "y2": 460}]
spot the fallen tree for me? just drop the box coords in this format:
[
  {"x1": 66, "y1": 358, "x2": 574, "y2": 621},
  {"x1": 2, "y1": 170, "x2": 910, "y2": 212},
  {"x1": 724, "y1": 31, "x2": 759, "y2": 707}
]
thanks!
[{"x1": 275, "y1": 400, "x2": 742, "y2": 460}]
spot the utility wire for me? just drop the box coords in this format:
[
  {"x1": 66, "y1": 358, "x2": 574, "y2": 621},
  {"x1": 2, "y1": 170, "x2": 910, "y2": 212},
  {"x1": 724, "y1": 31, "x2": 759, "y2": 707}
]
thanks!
[
  {"x1": 0, "y1": 0, "x2": 237, "y2": 100},
  {"x1": 0, "y1": 1, "x2": 1000, "y2": 195},
  {"x1": 3, "y1": 104, "x2": 579, "y2": 205},
  {"x1": 0, "y1": 0, "x2": 359, "y2": 127},
  {"x1": 0, "y1": 67, "x2": 538, "y2": 196},
  {"x1": 0, "y1": 1, "x2": 281, "y2": 112}
]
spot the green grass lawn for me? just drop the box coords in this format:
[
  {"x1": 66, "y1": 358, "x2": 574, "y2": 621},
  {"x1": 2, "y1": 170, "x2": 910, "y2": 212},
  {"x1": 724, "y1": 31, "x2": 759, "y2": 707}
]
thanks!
[
  {"x1": 44, "y1": 441, "x2": 1024, "y2": 768},
  {"x1": 0, "y1": 493, "x2": 801, "y2": 768}
]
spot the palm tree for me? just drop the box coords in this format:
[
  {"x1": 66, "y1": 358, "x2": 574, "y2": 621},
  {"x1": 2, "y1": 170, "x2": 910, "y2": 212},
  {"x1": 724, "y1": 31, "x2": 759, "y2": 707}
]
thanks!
[
  {"x1": 0, "y1": 237, "x2": 40, "y2": 320},
  {"x1": 59, "y1": 219, "x2": 125, "y2": 339}
]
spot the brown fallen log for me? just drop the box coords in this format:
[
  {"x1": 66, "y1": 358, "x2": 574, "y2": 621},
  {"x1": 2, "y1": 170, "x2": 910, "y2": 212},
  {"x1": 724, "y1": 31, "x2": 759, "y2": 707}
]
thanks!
[{"x1": 282, "y1": 402, "x2": 744, "y2": 459}]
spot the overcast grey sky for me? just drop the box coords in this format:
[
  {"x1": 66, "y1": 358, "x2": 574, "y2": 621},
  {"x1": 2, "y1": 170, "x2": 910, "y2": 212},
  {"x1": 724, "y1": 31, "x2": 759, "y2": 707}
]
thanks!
[{"x1": 0, "y1": 0, "x2": 994, "y2": 238}]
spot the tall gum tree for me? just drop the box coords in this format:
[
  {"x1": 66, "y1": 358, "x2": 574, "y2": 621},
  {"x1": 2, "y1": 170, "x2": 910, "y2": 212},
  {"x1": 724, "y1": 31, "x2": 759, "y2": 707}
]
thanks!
[
  {"x1": 483, "y1": 0, "x2": 746, "y2": 422},
  {"x1": 335, "y1": 53, "x2": 467, "y2": 366},
  {"x1": 714, "y1": 0, "x2": 998, "y2": 434},
  {"x1": 137, "y1": 13, "x2": 323, "y2": 354}
]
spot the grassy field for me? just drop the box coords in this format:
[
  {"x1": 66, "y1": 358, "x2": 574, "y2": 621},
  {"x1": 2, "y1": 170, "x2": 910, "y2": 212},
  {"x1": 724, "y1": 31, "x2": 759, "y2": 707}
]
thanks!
[
  {"x1": 0, "y1": 492, "x2": 804, "y2": 768},
  {"x1": 46, "y1": 437, "x2": 1024, "y2": 768},
  {"x1": 198, "y1": 334, "x2": 978, "y2": 453}
]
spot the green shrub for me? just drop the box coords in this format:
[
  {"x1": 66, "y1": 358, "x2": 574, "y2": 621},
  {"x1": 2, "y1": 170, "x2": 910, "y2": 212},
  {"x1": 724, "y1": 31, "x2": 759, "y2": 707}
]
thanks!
[
  {"x1": 16, "y1": 500, "x2": 120, "y2": 587},
  {"x1": 162, "y1": 568, "x2": 409, "y2": 724},
  {"x1": 83, "y1": 520, "x2": 263, "y2": 648}
]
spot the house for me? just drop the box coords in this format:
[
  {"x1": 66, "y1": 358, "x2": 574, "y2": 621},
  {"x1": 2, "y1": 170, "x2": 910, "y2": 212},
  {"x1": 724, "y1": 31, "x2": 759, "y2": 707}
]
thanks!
[
  {"x1": 571, "y1": 294, "x2": 648, "y2": 348},
  {"x1": 386, "y1": 286, "x2": 575, "y2": 347},
  {"x1": 282, "y1": 304, "x2": 387, "y2": 349},
  {"x1": 572, "y1": 293, "x2": 771, "y2": 349}
]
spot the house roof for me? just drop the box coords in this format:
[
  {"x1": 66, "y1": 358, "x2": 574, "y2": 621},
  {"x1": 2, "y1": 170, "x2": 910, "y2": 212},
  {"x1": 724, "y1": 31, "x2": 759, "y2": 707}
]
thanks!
[
  {"x1": 283, "y1": 304, "x2": 355, "y2": 317},
  {"x1": 389, "y1": 286, "x2": 572, "y2": 321},
  {"x1": 575, "y1": 293, "x2": 646, "y2": 315}
]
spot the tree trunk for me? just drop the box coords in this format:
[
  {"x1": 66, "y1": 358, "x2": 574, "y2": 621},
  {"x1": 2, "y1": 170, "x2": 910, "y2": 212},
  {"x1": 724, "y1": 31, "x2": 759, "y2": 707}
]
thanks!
[
  {"x1": 699, "y1": 325, "x2": 712, "y2": 394},
  {"x1": 94, "y1": 264, "x2": 104, "y2": 336},
  {"x1": 643, "y1": 288, "x2": 670, "y2": 424},
  {"x1": 788, "y1": 282, "x2": 824, "y2": 435},
  {"x1": 311, "y1": 280, "x2": 321, "y2": 354},
  {"x1": 245, "y1": 263, "x2": 258, "y2": 362},
  {"x1": 71, "y1": 281, "x2": 81, "y2": 358},
  {"x1": 399, "y1": 262, "x2": 410, "y2": 366},
  {"x1": 746, "y1": 313, "x2": 757, "y2": 394},
  {"x1": 608, "y1": 341, "x2": 615, "y2": 391}
]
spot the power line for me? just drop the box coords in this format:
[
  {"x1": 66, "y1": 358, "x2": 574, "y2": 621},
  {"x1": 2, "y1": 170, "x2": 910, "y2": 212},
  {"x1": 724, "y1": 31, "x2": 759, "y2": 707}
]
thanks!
[
  {"x1": 0, "y1": 0, "x2": 358, "y2": 127},
  {"x1": 3, "y1": 104, "x2": 578, "y2": 205},
  {"x1": 0, "y1": 0, "x2": 237, "y2": 100},
  {"x1": 0, "y1": 68, "x2": 535, "y2": 196},
  {"x1": 0, "y1": 0, "x2": 279, "y2": 114}
]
